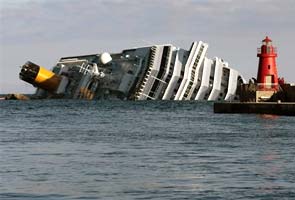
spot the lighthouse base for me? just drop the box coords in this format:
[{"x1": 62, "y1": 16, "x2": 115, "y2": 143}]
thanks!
[{"x1": 256, "y1": 90, "x2": 276, "y2": 102}]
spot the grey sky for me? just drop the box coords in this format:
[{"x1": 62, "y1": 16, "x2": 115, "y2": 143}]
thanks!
[{"x1": 1, "y1": 0, "x2": 295, "y2": 93}]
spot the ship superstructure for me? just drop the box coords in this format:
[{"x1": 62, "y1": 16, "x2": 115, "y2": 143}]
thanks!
[{"x1": 19, "y1": 41, "x2": 245, "y2": 100}]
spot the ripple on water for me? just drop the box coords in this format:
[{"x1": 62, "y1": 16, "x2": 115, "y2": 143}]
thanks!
[{"x1": 0, "y1": 100, "x2": 295, "y2": 199}]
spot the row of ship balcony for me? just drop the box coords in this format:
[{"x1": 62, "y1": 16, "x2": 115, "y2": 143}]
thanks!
[{"x1": 135, "y1": 41, "x2": 245, "y2": 101}]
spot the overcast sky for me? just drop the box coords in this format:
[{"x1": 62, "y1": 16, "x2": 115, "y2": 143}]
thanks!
[{"x1": 1, "y1": 0, "x2": 295, "y2": 94}]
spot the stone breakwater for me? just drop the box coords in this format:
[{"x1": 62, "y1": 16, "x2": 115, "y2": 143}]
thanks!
[{"x1": 214, "y1": 102, "x2": 295, "y2": 116}]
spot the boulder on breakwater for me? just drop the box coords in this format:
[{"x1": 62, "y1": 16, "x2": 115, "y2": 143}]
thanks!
[{"x1": 3, "y1": 93, "x2": 30, "y2": 100}]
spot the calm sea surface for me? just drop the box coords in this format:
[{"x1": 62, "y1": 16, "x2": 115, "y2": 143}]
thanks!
[{"x1": 0, "y1": 100, "x2": 294, "y2": 200}]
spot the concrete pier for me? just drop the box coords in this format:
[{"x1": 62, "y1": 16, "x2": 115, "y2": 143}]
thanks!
[{"x1": 214, "y1": 102, "x2": 295, "y2": 116}]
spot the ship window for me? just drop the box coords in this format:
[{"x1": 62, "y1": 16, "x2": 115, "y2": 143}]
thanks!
[
  {"x1": 88, "y1": 81, "x2": 93, "y2": 90},
  {"x1": 268, "y1": 65, "x2": 271, "y2": 69}
]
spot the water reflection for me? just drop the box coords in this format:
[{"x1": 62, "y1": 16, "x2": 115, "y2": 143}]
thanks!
[{"x1": 259, "y1": 114, "x2": 279, "y2": 120}]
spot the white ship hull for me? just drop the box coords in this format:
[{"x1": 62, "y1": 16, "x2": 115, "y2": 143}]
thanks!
[{"x1": 20, "y1": 41, "x2": 245, "y2": 101}]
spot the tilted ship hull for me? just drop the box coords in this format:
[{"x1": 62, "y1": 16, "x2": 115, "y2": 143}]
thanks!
[{"x1": 19, "y1": 41, "x2": 245, "y2": 100}]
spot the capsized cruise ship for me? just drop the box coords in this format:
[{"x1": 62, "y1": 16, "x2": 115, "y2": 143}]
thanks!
[{"x1": 19, "y1": 41, "x2": 245, "y2": 100}]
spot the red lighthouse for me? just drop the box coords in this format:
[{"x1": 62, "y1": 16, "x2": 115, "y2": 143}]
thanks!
[{"x1": 257, "y1": 36, "x2": 279, "y2": 90}]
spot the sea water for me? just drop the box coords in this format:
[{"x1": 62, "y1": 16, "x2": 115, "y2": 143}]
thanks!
[{"x1": 0, "y1": 100, "x2": 294, "y2": 199}]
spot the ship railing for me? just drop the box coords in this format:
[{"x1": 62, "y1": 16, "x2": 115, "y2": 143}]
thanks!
[
  {"x1": 79, "y1": 63, "x2": 94, "y2": 75},
  {"x1": 57, "y1": 59, "x2": 88, "y2": 64}
]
